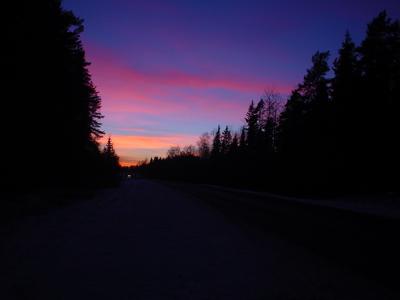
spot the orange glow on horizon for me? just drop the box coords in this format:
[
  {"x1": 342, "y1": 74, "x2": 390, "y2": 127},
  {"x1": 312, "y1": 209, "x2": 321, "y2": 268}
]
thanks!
[
  {"x1": 120, "y1": 160, "x2": 139, "y2": 167},
  {"x1": 99, "y1": 134, "x2": 198, "y2": 167},
  {"x1": 101, "y1": 134, "x2": 198, "y2": 149}
]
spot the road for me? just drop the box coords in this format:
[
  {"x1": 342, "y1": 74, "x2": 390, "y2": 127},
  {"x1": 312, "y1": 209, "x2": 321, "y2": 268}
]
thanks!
[{"x1": 1, "y1": 179, "x2": 397, "y2": 299}]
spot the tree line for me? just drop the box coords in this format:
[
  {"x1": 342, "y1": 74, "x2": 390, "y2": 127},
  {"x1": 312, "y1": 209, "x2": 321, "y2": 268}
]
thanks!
[
  {"x1": 2, "y1": 0, "x2": 120, "y2": 190},
  {"x1": 137, "y1": 12, "x2": 400, "y2": 194}
]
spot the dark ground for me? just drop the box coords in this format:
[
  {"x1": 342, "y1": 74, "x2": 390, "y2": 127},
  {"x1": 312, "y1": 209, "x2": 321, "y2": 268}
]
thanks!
[{"x1": 1, "y1": 179, "x2": 399, "y2": 299}]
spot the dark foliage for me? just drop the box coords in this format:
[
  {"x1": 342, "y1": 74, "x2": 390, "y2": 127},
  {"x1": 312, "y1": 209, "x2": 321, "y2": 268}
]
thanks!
[
  {"x1": 137, "y1": 12, "x2": 400, "y2": 194},
  {"x1": 1, "y1": 0, "x2": 119, "y2": 189},
  {"x1": 100, "y1": 137, "x2": 121, "y2": 186}
]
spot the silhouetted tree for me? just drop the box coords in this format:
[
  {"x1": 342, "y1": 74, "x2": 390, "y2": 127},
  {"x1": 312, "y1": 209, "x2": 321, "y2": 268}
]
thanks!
[
  {"x1": 211, "y1": 126, "x2": 222, "y2": 158},
  {"x1": 103, "y1": 137, "x2": 118, "y2": 161},
  {"x1": 182, "y1": 145, "x2": 197, "y2": 157},
  {"x1": 261, "y1": 91, "x2": 281, "y2": 155},
  {"x1": 167, "y1": 146, "x2": 182, "y2": 158},
  {"x1": 229, "y1": 133, "x2": 239, "y2": 156},
  {"x1": 239, "y1": 127, "x2": 247, "y2": 152},
  {"x1": 197, "y1": 133, "x2": 211, "y2": 159},
  {"x1": 101, "y1": 137, "x2": 120, "y2": 186},
  {"x1": 2, "y1": 0, "x2": 111, "y2": 189},
  {"x1": 245, "y1": 101, "x2": 261, "y2": 152},
  {"x1": 278, "y1": 51, "x2": 331, "y2": 189},
  {"x1": 357, "y1": 11, "x2": 400, "y2": 190},
  {"x1": 221, "y1": 126, "x2": 233, "y2": 155},
  {"x1": 137, "y1": 12, "x2": 400, "y2": 194},
  {"x1": 331, "y1": 31, "x2": 360, "y2": 186}
]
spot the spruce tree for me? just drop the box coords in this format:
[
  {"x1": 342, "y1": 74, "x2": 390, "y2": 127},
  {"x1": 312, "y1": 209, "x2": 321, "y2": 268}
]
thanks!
[
  {"x1": 331, "y1": 32, "x2": 360, "y2": 185},
  {"x1": 262, "y1": 92, "x2": 280, "y2": 155},
  {"x1": 245, "y1": 101, "x2": 262, "y2": 151},
  {"x1": 278, "y1": 51, "x2": 331, "y2": 188},
  {"x1": 211, "y1": 126, "x2": 222, "y2": 158},
  {"x1": 358, "y1": 11, "x2": 400, "y2": 189},
  {"x1": 2, "y1": 0, "x2": 107, "y2": 188},
  {"x1": 239, "y1": 127, "x2": 247, "y2": 151},
  {"x1": 102, "y1": 137, "x2": 120, "y2": 185},
  {"x1": 221, "y1": 126, "x2": 233, "y2": 155},
  {"x1": 229, "y1": 133, "x2": 239, "y2": 156}
]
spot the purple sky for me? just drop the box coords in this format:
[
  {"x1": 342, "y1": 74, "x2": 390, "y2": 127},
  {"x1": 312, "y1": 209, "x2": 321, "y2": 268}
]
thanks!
[{"x1": 63, "y1": 0, "x2": 400, "y2": 165}]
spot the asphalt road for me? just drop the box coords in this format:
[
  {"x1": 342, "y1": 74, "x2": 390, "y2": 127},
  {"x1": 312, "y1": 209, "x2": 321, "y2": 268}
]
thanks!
[{"x1": 1, "y1": 179, "x2": 397, "y2": 299}]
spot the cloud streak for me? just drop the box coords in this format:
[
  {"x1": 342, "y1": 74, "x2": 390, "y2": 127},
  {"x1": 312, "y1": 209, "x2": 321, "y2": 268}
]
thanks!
[
  {"x1": 86, "y1": 44, "x2": 294, "y2": 165},
  {"x1": 87, "y1": 44, "x2": 294, "y2": 94}
]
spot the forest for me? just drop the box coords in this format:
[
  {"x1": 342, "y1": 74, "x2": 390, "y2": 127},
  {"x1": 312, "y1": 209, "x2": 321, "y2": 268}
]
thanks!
[
  {"x1": 137, "y1": 11, "x2": 400, "y2": 194},
  {"x1": 2, "y1": 1, "x2": 399, "y2": 195},
  {"x1": 2, "y1": 0, "x2": 120, "y2": 190},
  {"x1": 2, "y1": 2, "x2": 400, "y2": 299}
]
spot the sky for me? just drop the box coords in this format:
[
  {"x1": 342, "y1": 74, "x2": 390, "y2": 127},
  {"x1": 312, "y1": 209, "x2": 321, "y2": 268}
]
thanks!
[{"x1": 63, "y1": 0, "x2": 400, "y2": 166}]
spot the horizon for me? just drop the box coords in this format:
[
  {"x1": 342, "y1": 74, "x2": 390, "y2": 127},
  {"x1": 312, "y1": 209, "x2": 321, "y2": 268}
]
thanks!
[
  {"x1": 64, "y1": 0, "x2": 400, "y2": 166},
  {"x1": 3, "y1": 2, "x2": 400, "y2": 298}
]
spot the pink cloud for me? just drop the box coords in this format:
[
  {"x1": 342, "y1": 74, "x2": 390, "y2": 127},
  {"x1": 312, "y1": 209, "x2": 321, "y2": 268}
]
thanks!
[
  {"x1": 87, "y1": 43, "x2": 294, "y2": 163},
  {"x1": 85, "y1": 43, "x2": 293, "y2": 125},
  {"x1": 86, "y1": 43, "x2": 294, "y2": 95}
]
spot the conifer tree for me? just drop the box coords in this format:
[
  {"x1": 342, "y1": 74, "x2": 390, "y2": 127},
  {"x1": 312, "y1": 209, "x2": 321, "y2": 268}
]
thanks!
[
  {"x1": 245, "y1": 101, "x2": 262, "y2": 151},
  {"x1": 262, "y1": 92, "x2": 280, "y2": 155},
  {"x1": 278, "y1": 51, "x2": 331, "y2": 186},
  {"x1": 3, "y1": 0, "x2": 107, "y2": 187},
  {"x1": 331, "y1": 32, "x2": 360, "y2": 183},
  {"x1": 357, "y1": 11, "x2": 400, "y2": 189},
  {"x1": 102, "y1": 137, "x2": 120, "y2": 185},
  {"x1": 239, "y1": 127, "x2": 247, "y2": 153},
  {"x1": 221, "y1": 126, "x2": 233, "y2": 155},
  {"x1": 211, "y1": 126, "x2": 222, "y2": 158},
  {"x1": 103, "y1": 137, "x2": 120, "y2": 168},
  {"x1": 229, "y1": 133, "x2": 239, "y2": 156}
]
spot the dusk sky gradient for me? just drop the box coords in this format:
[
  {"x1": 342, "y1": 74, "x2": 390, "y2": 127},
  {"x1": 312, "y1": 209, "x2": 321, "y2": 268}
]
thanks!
[{"x1": 64, "y1": 0, "x2": 400, "y2": 166}]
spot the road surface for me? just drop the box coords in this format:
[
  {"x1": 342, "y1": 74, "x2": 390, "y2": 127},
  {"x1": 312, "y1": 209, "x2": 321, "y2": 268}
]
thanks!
[{"x1": 1, "y1": 180, "x2": 397, "y2": 299}]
